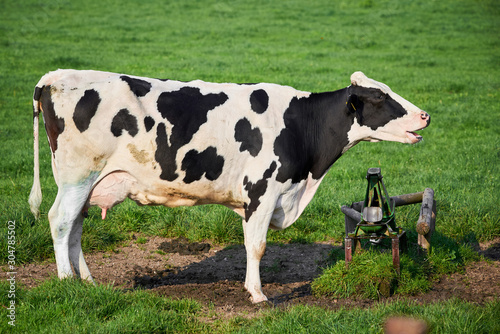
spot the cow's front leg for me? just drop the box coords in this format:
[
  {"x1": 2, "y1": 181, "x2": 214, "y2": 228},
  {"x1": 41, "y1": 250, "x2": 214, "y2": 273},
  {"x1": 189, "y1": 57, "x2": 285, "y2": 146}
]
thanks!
[{"x1": 242, "y1": 213, "x2": 272, "y2": 303}]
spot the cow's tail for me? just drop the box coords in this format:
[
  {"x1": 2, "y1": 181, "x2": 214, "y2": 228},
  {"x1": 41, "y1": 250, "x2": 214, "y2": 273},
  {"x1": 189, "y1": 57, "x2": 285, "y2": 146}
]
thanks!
[{"x1": 29, "y1": 84, "x2": 44, "y2": 219}]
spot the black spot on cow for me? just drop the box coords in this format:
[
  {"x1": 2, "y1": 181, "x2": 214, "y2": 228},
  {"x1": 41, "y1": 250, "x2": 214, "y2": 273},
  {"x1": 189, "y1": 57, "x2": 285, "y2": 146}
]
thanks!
[
  {"x1": 120, "y1": 75, "x2": 152, "y2": 97},
  {"x1": 234, "y1": 118, "x2": 263, "y2": 157},
  {"x1": 249, "y1": 89, "x2": 269, "y2": 114},
  {"x1": 243, "y1": 161, "x2": 277, "y2": 221},
  {"x1": 40, "y1": 85, "x2": 65, "y2": 152},
  {"x1": 156, "y1": 87, "x2": 228, "y2": 147},
  {"x1": 144, "y1": 116, "x2": 155, "y2": 132},
  {"x1": 274, "y1": 90, "x2": 353, "y2": 183},
  {"x1": 111, "y1": 109, "x2": 138, "y2": 137},
  {"x1": 181, "y1": 147, "x2": 224, "y2": 184},
  {"x1": 155, "y1": 122, "x2": 178, "y2": 181},
  {"x1": 73, "y1": 89, "x2": 101, "y2": 132},
  {"x1": 347, "y1": 86, "x2": 407, "y2": 130},
  {"x1": 154, "y1": 87, "x2": 228, "y2": 181},
  {"x1": 33, "y1": 86, "x2": 43, "y2": 117}
]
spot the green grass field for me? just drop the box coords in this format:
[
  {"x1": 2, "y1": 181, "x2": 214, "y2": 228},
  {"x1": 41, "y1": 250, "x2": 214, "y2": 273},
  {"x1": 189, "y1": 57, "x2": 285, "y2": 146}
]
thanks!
[{"x1": 1, "y1": 0, "x2": 499, "y2": 332}]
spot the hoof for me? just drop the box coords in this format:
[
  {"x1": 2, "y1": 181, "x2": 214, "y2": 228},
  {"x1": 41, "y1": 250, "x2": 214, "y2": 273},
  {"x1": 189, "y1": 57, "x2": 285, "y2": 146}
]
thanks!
[
  {"x1": 249, "y1": 294, "x2": 268, "y2": 304},
  {"x1": 255, "y1": 300, "x2": 273, "y2": 309}
]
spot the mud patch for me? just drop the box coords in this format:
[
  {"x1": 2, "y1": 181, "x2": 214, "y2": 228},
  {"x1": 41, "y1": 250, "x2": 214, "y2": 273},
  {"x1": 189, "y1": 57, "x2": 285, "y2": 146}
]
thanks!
[
  {"x1": 159, "y1": 238, "x2": 211, "y2": 255},
  {"x1": 5, "y1": 236, "x2": 500, "y2": 318},
  {"x1": 478, "y1": 240, "x2": 500, "y2": 261}
]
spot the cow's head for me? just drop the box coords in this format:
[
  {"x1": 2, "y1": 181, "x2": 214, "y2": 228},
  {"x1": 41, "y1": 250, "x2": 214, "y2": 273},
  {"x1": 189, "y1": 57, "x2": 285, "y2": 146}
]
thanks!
[{"x1": 346, "y1": 72, "x2": 430, "y2": 144}]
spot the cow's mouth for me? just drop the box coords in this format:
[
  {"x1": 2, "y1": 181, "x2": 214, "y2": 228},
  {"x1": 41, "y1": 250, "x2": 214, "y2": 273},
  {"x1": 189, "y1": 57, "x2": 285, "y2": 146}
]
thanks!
[{"x1": 406, "y1": 131, "x2": 423, "y2": 143}]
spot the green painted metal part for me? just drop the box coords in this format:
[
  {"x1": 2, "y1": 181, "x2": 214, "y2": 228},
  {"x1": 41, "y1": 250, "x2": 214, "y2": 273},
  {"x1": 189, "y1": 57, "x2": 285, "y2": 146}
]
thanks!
[{"x1": 350, "y1": 168, "x2": 398, "y2": 237}]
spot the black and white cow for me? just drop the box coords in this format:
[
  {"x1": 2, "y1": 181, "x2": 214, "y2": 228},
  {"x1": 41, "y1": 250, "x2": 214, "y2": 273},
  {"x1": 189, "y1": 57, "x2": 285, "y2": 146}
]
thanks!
[{"x1": 29, "y1": 70, "x2": 430, "y2": 303}]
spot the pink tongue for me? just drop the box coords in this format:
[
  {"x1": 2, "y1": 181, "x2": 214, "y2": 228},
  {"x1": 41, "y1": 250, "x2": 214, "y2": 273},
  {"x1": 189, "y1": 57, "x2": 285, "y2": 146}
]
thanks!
[{"x1": 101, "y1": 208, "x2": 107, "y2": 220}]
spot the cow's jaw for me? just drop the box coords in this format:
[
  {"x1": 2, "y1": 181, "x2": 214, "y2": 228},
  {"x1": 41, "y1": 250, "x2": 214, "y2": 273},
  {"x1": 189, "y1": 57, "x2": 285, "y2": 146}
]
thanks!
[
  {"x1": 406, "y1": 130, "x2": 424, "y2": 144},
  {"x1": 367, "y1": 112, "x2": 429, "y2": 144},
  {"x1": 347, "y1": 112, "x2": 426, "y2": 145}
]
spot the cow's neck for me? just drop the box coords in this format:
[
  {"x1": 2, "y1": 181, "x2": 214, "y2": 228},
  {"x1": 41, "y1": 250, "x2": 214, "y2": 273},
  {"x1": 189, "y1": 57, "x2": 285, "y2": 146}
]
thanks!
[
  {"x1": 311, "y1": 88, "x2": 355, "y2": 179},
  {"x1": 277, "y1": 87, "x2": 355, "y2": 182}
]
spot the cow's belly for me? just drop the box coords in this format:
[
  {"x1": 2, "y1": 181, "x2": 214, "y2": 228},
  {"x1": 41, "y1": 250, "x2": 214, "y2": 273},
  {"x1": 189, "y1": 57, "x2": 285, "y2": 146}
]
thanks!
[{"x1": 88, "y1": 170, "x2": 245, "y2": 212}]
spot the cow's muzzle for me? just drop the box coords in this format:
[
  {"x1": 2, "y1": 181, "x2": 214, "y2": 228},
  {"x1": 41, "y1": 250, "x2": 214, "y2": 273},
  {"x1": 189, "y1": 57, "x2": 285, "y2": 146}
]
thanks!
[{"x1": 406, "y1": 111, "x2": 430, "y2": 143}]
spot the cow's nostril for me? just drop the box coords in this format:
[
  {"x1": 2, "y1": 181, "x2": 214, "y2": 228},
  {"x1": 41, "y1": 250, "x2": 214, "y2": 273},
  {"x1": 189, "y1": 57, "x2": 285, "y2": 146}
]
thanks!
[{"x1": 421, "y1": 112, "x2": 431, "y2": 126}]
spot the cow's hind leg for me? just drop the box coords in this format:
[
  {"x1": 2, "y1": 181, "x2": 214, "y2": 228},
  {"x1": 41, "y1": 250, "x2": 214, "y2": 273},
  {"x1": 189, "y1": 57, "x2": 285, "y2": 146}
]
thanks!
[
  {"x1": 68, "y1": 213, "x2": 94, "y2": 282},
  {"x1": 49, "y1": 177, "x2": 97, "y2": 281},
  {"x1": 49, "y1": 192, "x2": 72, "y2": 278}
]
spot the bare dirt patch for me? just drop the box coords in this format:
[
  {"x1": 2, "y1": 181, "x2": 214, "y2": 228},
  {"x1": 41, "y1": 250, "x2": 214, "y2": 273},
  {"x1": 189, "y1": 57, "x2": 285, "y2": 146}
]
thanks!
[{"x1": 7, "y1": 236, "x2": 500, "y2": 317}]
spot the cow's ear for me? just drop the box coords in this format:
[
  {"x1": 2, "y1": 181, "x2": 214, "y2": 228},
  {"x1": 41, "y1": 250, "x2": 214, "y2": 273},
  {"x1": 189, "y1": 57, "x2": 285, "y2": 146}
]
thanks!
[
  {"x1": 346, "y1": 94, "x2": 363, "y2": 114},
  {"x1": 350, "y1": 71, "x2": 367, "y2": 86},
  {"x1": 347, "y1": 93, "x2": 364, "y2": 123}
]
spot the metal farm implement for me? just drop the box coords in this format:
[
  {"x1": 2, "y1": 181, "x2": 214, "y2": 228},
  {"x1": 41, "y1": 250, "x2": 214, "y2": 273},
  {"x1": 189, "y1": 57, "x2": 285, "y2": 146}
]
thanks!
[{"x1": 342, "y1": 168, "x2": 436, "y2": 274}]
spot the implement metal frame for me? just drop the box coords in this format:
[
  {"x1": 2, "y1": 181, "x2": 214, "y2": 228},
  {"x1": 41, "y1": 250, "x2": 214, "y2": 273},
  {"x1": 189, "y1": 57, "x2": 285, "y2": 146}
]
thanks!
[{"x1": 342, "y1": 188, "x2": 436, "y2": 274}]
